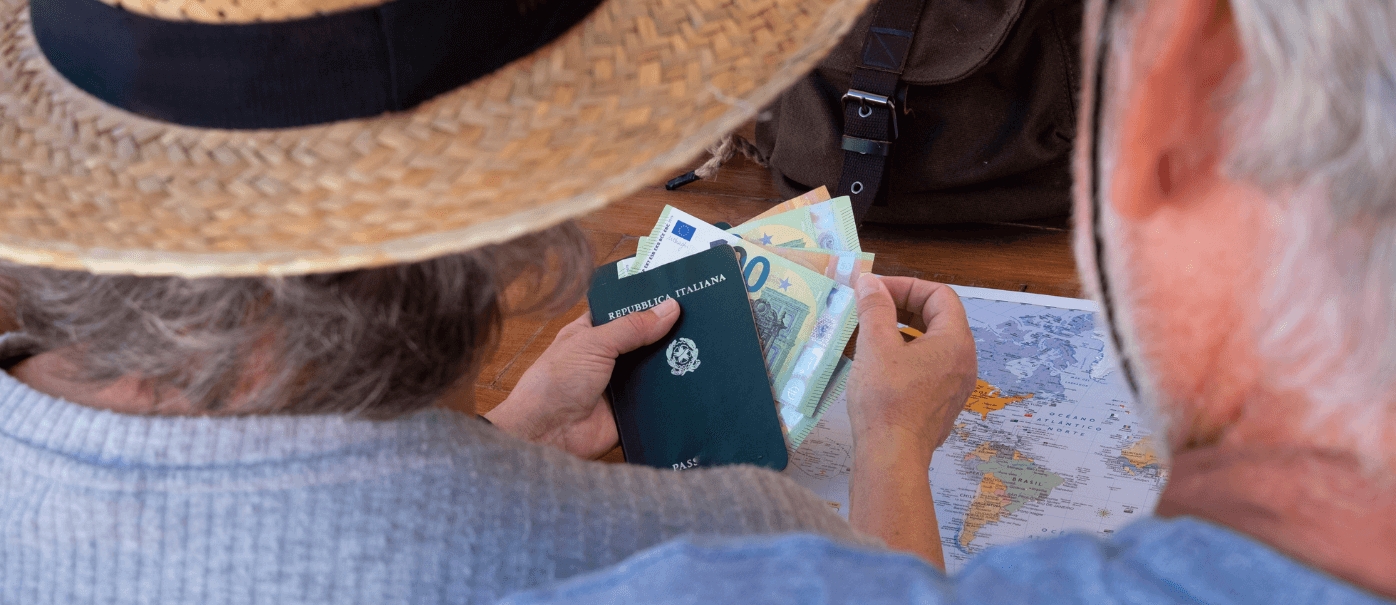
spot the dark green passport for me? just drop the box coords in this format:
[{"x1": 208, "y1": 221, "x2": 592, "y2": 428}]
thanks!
[{"x1": 588, "y1": 245, "x2": 788, "y2": 471}]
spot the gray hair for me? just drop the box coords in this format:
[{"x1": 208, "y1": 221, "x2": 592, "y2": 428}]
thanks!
[
  {"x1": 0, "y1": 222, "x2": 592, "y2": 418},
  {"x1": 1226, "y1": 1, "x2": 1396, "y2": 451},
  {"x1": 1095, "y1": 0, "x2": 1396, "y2": 459}
]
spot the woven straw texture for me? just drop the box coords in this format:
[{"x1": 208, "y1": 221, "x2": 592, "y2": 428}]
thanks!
[{"x1": 0, "y1": 0, "x2": 869, "y2": 276}]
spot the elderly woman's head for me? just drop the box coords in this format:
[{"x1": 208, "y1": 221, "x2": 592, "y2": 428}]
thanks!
[
  {"x1": 0, "y1": 224, "x2": 592, "y2": 418},
  {"x1": 0, "y1": 0, "x2": 862, "y2": 419}
]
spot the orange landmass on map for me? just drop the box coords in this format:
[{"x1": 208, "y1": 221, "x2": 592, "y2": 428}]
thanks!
[
  {"x1": 959, "y1": 473, "x2": 1012, "y2": 549},
  {"x1": 1121, "y1": 436, "x2": 1161, "y2": 474},
  {"x1": 964, "y1": 380, "x2": 1034, "y2": 420},
  {"x1": 964, "y1": 442, "x2": 1000, "y2": 462}
]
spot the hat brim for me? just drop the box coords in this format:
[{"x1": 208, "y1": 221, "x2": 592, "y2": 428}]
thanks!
[{"x1": 0, "y1": 0, "x2": 869, "y2": 277}]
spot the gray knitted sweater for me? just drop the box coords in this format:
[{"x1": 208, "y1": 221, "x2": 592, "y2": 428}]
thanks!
[{"x1": 0, "y1": 366, "x2": 867, "y2": 604}]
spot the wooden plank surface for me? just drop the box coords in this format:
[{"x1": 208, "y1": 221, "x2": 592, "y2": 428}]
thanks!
[{"x1": 458, "y1": 121, "x2": 1083, "y2": 464}]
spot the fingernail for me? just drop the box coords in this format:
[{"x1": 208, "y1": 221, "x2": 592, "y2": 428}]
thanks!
[
  {"x1": 856, "y1": 273, "x2": 880, "y2": 299},
  {"x1": 654, "y1": 298, "x2": 679, "y2": 319}
]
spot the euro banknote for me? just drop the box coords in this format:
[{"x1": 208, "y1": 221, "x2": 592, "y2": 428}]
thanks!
[
  {"x1": 728, "y1": 196, "x2": 861, "y2": 252},
  {"x1": 743, "y1": 246, "x2": 873, "y2": 290},
  {"x1": 749, "y1": 186, "x2": 831, "y2": 222},
  {"x1": 781, "y1": 356, "x2": 851, "y2": 450},
  {"x1": 615, "y1": 255, "x2": 637, "y2": 279},
  {"x1": 633, "y1": 206, "x2": 857, "y2": 415}
]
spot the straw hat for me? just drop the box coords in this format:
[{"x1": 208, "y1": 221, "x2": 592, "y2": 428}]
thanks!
[{"x1": 0, "y1": 0, "x2": 869, "y2": 277}]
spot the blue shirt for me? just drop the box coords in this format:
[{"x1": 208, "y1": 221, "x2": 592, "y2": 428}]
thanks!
[{"x1": 500, "y1": 517, "x2": 1394, "y2": 604}]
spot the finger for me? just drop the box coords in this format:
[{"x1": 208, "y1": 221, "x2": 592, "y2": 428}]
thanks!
[
  {"x1": 881, "y1": 278, "x2": 969, "y2": 335},
  {"x1": 917, "y1": 284, "x2": 970, "y2": 337},
  {"x1": 587, "y1": 298, "x2": 681, "y2": 357},
  {"x1": 880, "y1": 276, "x2": 933, "y2": 331},
  {"x1": 879, "y1": 276, "x2": 938, "y2": 312},
  {"x1": 553, "y1": 312, "x2": 594, "y2": 343},
  {"x1": 854, "y1": 273, "x2": 904, "y2": 351}
]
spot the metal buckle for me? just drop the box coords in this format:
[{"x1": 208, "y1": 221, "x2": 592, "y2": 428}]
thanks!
[{"x1": 841, "y1": 89, "x2": 898, "y2": 139}]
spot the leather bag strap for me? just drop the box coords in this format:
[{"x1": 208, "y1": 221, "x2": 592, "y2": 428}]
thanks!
[{"x1": 835, "y1": 0, "x2": 927, "y2": 222}]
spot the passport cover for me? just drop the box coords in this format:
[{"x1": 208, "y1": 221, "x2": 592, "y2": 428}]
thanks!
[{"x1": 588, "y1": 245, "x2": 788, "y2": 471}]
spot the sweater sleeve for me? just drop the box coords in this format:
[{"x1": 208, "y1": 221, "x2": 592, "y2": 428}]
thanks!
[
  {"x1": 460, "y1": 416, "x2": 889, "y2": 595},
  {"x1": 703, "y1": 465, "x2": 883, "y2": 548},
  {"x1": 485, "y1": 427, "x2": 885, "y2": 555}
]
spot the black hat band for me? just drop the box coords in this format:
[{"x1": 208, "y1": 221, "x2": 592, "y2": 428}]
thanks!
[{"x1": 29, "y1": 0, "x2": 605, "y2": 130}]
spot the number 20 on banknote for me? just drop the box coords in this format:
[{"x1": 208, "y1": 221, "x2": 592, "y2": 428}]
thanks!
[{"x1": 709, "y1": 240, "x2": 772, "y2": 292}]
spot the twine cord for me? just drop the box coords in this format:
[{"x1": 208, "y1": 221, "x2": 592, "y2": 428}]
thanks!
[
  {"x1": 692, "y1": 81, "x2": 769, "y2": 181},
  {"x1": 693, "y1": 133, "x2": 768, "y2": 180}
]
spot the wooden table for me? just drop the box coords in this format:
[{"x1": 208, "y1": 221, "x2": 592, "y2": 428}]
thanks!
[{"x1": 454, "y1": 123, "x2": 1083, "y2": 463}]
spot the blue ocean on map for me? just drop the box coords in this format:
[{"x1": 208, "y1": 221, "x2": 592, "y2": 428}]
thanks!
[{"x1": 784, "y1": 289, "x2": 1169, "y2": 575}]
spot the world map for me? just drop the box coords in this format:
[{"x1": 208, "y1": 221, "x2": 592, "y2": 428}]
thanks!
[{"x1": 782, "y1": 286, "x2": 1166, "y2": 575}]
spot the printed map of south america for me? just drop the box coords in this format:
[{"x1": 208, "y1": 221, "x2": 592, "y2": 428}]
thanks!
[
  {"x1": 784, "y1": 287, "x2": 1167, "y2": 575},
  {"x1": 929, "y1": 291, "x2": 1167, "y2": 572}
]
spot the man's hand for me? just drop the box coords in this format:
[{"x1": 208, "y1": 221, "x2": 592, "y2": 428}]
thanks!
[
  {"x1": 846, "y1": 274, "x2": 976, "y2": 569},
  {"x1": 486, "y1": 298, "x2": 681, "y2": 459},
  {"x1": 848, "y1": 274, "x2": 977, "y2": 465}
]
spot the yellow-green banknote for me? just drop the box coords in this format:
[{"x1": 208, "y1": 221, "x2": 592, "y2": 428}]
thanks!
[
  {"x1": 728, "y1": 196, "x2": 861, "y2": 252},
  {"x1": 781, "y1": 356, "x2": 851, "y2": 450},
  {"x1": 633, "y1": 206, "x2": 858, "y2": 416}
]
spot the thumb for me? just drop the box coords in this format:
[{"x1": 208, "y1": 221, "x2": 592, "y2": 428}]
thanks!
[
  {"x1": 589, "y1": 298, "x2": 682, "y2": 357},
  {"x1": 855, "y1": 274, "x2": 902, "y2": 352}
]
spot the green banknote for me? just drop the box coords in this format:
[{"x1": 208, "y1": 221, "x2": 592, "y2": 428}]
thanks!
[
  {"x1": 781, "y1": 356, "x2": 851, "y2": 451},
  {"x1": 615, "y1": 255, "x2": 637, "y2": 279},
  {"x1": 633, "y1": 206, "x2": 858, "y2": 415},
  {"x1": 617, "y1": 238, "x2": 649, "y2": 278},
  {"x1": 728, "y1": 196, "x2": 861, "y2": 252}
]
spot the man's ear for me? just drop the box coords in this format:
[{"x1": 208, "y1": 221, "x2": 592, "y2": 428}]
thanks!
[{"x1": 1110, "y1": 0, "x2": 1243, "y2": 220}]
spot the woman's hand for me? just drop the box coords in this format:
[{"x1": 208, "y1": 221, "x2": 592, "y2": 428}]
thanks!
[{"x1": 486, "y1": 299, "x2": 681, "y2": 459}]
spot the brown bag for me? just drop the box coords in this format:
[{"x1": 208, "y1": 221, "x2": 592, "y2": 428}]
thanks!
[{"x1": 754, "y1": 0, "x2": 1083, "y2": 224}]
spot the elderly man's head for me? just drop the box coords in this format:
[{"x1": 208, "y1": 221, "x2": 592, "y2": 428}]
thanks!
[
  {"x1": 1083, "y1": 0, "x2": 1396, "y2": 466},
  {"x1": 0, "y1": 224, "x2": 591, "y2": 417}
]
